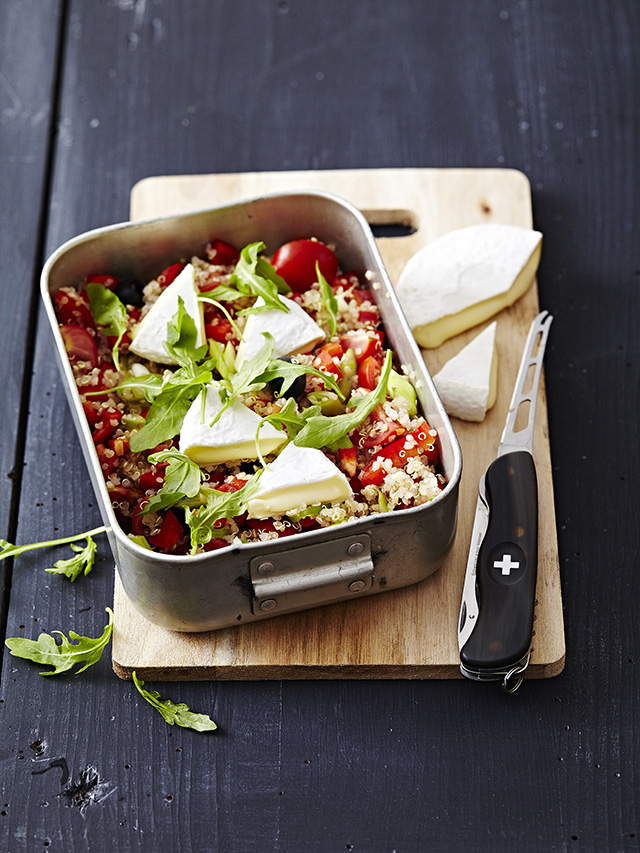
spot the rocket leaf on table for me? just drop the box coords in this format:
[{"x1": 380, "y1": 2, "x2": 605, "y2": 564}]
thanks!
[
  {"x1": 132, "y1": 671, "x2": 217, "y2": 732},
  {"x1": 5, "y1": 608, "x2": 114, "y2": 675},
  {"x1": 45, "y1": 535, "x2": 97, "y2": 582}
]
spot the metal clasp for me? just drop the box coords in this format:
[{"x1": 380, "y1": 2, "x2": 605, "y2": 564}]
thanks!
[{"x1": 250, "y1": 534, "x2": 374, "y2": 616}]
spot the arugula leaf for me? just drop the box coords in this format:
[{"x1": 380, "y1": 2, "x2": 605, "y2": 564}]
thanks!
[
  {"x1": 129, "y1": 382, "x2": 199, "y2": 452},
  {"x1": 231, "y1": 242, "x2": 290, "y2": 314},
  {"x1": 84, "y1": 373, "x2": 163, "y2": 401},
  {"x1": 294, "y1": 350, "x2": 393, "y2": 450},
  {"x1": 143, "y1": 449, "x2": 204, "y2": 513},
  {"x1": 5, "y1": 608, "x2": 114, "y2": 676},
  {"x1": 45, "y1": 536, "x2": 97, "y2": 582},
  {"x1": 258, "y1": 398, "x2": 321, "y2": 441},
  {"x1": 317, "y1": 262, "x2": 338, "y2": 337},
  {"x1": 163, "y1": 296, "x2": 208, "y2": 368},
  {"x1": 184, "y1": 476, "x2": 261, "y2": 553},
  {"x1": 207, "y1": 333, "x2": 275, "y2": 428},
  {"x1": 257, "y1": 357, "x2": 344, "y2": 400},
  {"x1": 86, "y1": 283, "x2": 128, "y2": 371},
  {"x1": 132, "y1": 671, "x2": 217, "y2": 732},
  {"x1": 0, "y1": 525, "x2": 108, "y2": 563}
]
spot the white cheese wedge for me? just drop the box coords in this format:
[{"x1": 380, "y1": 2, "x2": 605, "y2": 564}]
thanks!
[
  {"x1": 236, "y1": 294, "x2": 325, "y2": 367},
  {"x1": 432, "y1": 322, "x2": 498, "y2": 422},
  {"x1": 179, "y1": 382, "x2": 287, "y2": 465},
  {"x1": 247, "y1": 443, "x2": 352, "y2": 519},
  {"x1": 129, "y1": 263, "x2": 205, "y2": 364},
  {"x1": 395, "y1": 224, "x2": 542, "y2": 348}
]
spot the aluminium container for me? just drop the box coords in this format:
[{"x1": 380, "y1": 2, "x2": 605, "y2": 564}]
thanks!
[{"x1": 41, "y1": 191, "x2": 462, "y2": 632}]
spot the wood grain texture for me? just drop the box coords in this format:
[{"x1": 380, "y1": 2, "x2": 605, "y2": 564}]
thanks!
[
  {"x1": 0, "y1": 0, "x2": 63, "y2": 631},
  {"x1": 112, "y1": 167, "x2": 564, "y2": 680}
]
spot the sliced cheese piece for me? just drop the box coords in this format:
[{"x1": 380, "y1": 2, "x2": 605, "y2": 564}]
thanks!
[
  {"x1": 247, "y1": 443, "x2": 352, "y2": 518},
  {"x1": 129, "y1": 263, "x2": 205, "y2": 364},
  {"x1": 179, "y1": 382, "x2": 287, "y2": 465},
  {"x1": 236, "y1": 294, "x2": 325, "y2": 367},
  {"x1": 432, "y1": 322, "x2": 498, "y2": 422},
  {"x1": 395, "y1": 224, "x2": 542, "y2": 348}
]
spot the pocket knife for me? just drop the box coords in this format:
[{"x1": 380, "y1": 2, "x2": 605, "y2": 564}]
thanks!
[{"x1": 458, "y1": 310, "x2": 553, "y2": 692}]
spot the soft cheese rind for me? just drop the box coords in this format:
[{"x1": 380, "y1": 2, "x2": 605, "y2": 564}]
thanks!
[
  {"x1": 129, "y1": 263, "x2": 205, "y2": 364},
  {"x1": 247, "y1": 442, "x2": 352, "y2": 518},
  {"x1": 179, "y1": 382, "x2": 287, "y2": 465},
  {"x1": 236, "y1": 294, "x2": 325, "y2": 367},
  {"x1": 395, "y1": 224, "x2": 542, "y2": 348},
  {"x1": 432, "y1": 322, "x2": 498, "y2": 422}
]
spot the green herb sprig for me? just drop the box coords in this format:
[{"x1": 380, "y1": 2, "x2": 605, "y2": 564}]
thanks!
[
  {"x1": 5, "y1": 608, "x2": 114, "y2": 675},
  {"x1": 132, "y1": 672, "x2": 217, "y2": 732}
]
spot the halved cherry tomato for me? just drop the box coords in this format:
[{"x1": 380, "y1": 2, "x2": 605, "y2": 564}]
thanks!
[
  {"x1": 314, "y1": 344, "x2": 343, "y2": 379},
  {"x1": 205, "y1": 317, "x2": 235, "y2": 343},
  {"x1": 271, "y1": 239, "x2": 338, "y2": 292},
  {"x1": 157, "y1": 263, "x2": 185, "y2": 288},
  {"x1": 95, "y1": 443, "x2": 119, "y2": 477},
  {"x1": 357, "y1": 355, "x2": 381, "y2": 390},
  {"x1": 92, "y1": 406, "x2": 123, "y2": 444},
  {"x1": 55, "y1": 290, "x2": 95, "y2": 329},
  {"x1": 359, "y1": 404, "x2": 405, "y2": 448},
  {"x1": 138, "y1": 470, "x2": 165, "y2": 492},
  {"x1": 360, "y1": 420, "x2": 438, "y2": 486},
  {"x1": 87, "y1": 274, "x2": 119, "y2": 290},
  {"x1": 150, "y1": 509, "x2": 184, "y2": 550},
  {"x1": 60, "y1": 324, "x2": 99, "y2": 367},
  {"x1": 338, "y1": 446, "x2": 357, "y2": 478},
  {"x1": 207, "y1": 238, "x2": 240, "y2": 266},
  {"x1": 339, "y1": 330, "x2": 383, "y2": 364}
]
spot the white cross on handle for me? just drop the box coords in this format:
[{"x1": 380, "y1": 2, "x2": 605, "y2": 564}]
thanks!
[{"x1": 494, "y1": 554, "x2": 520, "y2": 576}]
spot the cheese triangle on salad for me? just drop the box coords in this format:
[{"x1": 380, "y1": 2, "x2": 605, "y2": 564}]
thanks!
[
  {"x1": 236, "y1": 294, "x2": 325, "y2": 367},
  {"x1": 432, "y1": 322, "x2": 498, "y2": 422},
  {"x1": 395, "y1": 224, "x2": 542, "y2": 348},
  {"x1": 129, "y1": 263, "x2": 205, "y2": 364},
  {"x1": 247, "y1": 442, "x2": 352, "y2": 519},
  {"x1": 179, "y1": 382, "x2": 287, "y2": 465}
]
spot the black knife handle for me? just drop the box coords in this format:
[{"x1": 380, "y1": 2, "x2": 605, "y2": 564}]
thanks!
[{"x1": 460, "y1": 451, "x2": 538, "y2": 675}]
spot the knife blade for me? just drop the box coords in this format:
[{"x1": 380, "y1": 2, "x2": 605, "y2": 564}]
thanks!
[{"x1": 458, "y1": 310, "x2": 553, "y2": 692}]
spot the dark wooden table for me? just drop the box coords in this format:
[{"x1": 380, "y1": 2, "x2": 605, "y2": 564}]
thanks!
[{"x1": 1, "y1": 2, "x2": 638, "y2": 850}]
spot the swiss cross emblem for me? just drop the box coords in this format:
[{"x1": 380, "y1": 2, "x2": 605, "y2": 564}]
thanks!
[{"x1": 494, "y1": 554, "x2": 520, "y2": 576}]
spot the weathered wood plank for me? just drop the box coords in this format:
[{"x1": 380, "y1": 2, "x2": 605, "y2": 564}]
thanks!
[{"x1": 0, "y1": 1, "x2": 63, "y2": 629}]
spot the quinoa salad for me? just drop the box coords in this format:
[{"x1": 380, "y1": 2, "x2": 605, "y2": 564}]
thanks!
[{"x1": 54, "y1": 236, "x2": 446, "y2": 556}]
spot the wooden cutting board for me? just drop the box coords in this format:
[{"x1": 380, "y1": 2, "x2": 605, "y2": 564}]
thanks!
[{"x1": 112, "y1": 168, "x2": 564, "y2": 681}]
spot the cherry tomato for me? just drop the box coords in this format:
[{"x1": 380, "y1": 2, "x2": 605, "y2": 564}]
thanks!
[
  {"x1": 338, "y1": 446, "x2": 358, "y2": 478},
  {"x1": 207, "y1": 238, "x2": 240, "y2": 266},
  {"x1": 314, "y1": 344, "x2": 344, "y2": 379},
  {"x1": 138, "y1": 471, "x2": 165, "y2": 492},
  {"x1": 157, "y1": 263, "x2": 185, "y2": 288},
  {"x1": 60, "y1": 324, "x2": 99, "y2": 367},
  {"x1": 357, "y1": 356, "x2": 382, "y2": 390},
  {"x1": 55, "y1": 291, "x2": 95, "y2": 329},
  {"x1": 359, "y1": 404, "x2": 405, "y2": 448},
  {"x1": 92, "y1": 406, "x2": 123, "y2": 444},
  {"x1": 150, "y1": 510, "x2": 184, "y2": 550},
  {"x1": 205, "y1": 317, "x2": 236, "y2": 343},
  {"x1": 360, "y1": 420, "x2": 438, "y2": 486},
  {"x1": 95, "y1": 443, "x2": 119, "y2": 477},
  {"x1": 271, "y1": 240, "x2": 338, "y2": 292},
  {"x1": 339, "y1": 330, "x2": 383, "y2": 364}
]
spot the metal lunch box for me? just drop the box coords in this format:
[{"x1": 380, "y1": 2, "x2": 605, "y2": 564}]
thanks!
[{"x1": 41, "y1": 191, "x2": 462, "y2": 632}]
